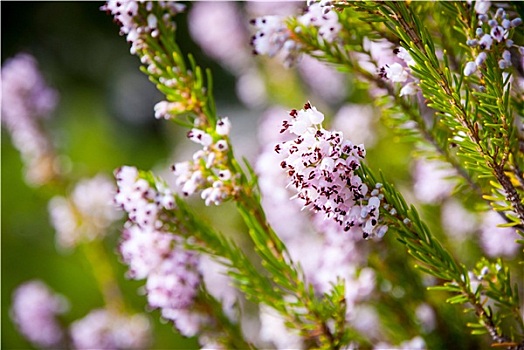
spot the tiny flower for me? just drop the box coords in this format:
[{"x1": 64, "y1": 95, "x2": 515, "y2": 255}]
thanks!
[
  {"x1": 490, "y1": 25, "x2": 505, "y2": 42},
  {"x1": 475, "y1": 51, "x2": 487, "y2": 66},
  {"x1": 466, "y1": 39, "x2": 479, "y2": 47},
  {"x1": 464, "y1": 61, "x2": 477, "y2": 76},
  {"x1": 147, "y1": 14, "x2": 158, "y2": 29},
  {"x1": 250, "y1": 16, "x2": 290, "y2": 57},
  {"x1": 511, "y1": 18, "x2": 522, "y2": 28},
  {"x1": 216, "y1": 117, "x2": 232, "y2": 136},
  {"x1": 188, "y1": 129, "x2": 213, "y2": 147},
  {"x1": 383, "y1": 63, "x2": 409, "y2": 82},
  {"x1": 215, "y1": 140, "x2": 229, "y2": 152},
  {"x1": 154, "y1": 101, "x2": 186, "y2": 119},
  {"x1": 395, "y1": 47, "x2": 415, "y2": 66},
  {"x1": 218, "y1": 169, "x2": 232, "y2": 181},
  {"x1": 300, "y1": 1, "x2": 341, "y2": 43},
  {"x1": 479, "y1": 34, "x2": 493, "y2": 50}
]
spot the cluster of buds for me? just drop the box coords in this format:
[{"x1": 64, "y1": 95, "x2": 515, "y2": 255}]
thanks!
[
  {"x1": 464, "y1": 6, "x2": 523, "y2": 76},
  {"x1": 250, "y1": 0, "x2": 341, "y2": 67},
  {"x1": 172, "y1": 117, "x2": 240, "y2": 206},
  {"x1": 276, "y1": 103, "x2": 388, "y2": 239}
]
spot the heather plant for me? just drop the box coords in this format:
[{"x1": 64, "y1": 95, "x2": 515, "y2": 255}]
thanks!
[{"x1": 4, "y1": 1, "x2": 524, "y2": 349}]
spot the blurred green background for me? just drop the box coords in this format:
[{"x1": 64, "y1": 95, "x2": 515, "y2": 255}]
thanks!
[{"x1": 0, "y1": 2, "x2": 239, "y2": 349}]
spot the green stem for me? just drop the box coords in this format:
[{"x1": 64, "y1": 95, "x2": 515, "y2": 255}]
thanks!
[{"x1": 81, "y1": 240, "x2": 125, "y2": 313}]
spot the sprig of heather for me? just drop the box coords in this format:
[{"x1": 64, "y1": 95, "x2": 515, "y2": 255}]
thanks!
[
  {"x1": 114, "y1": 166, "x2": 255, "y2": 348},
  {"x1": 102, "y1": 0, "x2": 216, "y2": 127}
]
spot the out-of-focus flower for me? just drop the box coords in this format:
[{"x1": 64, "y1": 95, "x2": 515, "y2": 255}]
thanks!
[
  {"x1": 479, "y1": 211, "x2": 520, "y2": 258},
  {"x1": 200, "y1": 255, "x2": 239, "y2": 320},
  {"x1": 297, "y1": 55, "x2": 347, "y2": 104},
  {"x1": 415, "y1": 303, "x2": 437, "y2": 333},
  {"x1": 250, "y1": 15, "x2": 300, "y2": 68},
  {"x1": 70, "y1": 308, "x2": 151, "y2": 350},
  {"x1": 188, "y1": 2, "x2": 251, "y2": 75},
  {"x1": 474, "y1": 0, "x2": 491, "y2": 15},
  {"x1": 332, "y1": 104, "x2": 377, "y2": 147},
  {"x1": 299, "y1": 1, "x2": 341, "y2": 43},
  {"x1": 259, "y1": 304, "x2": 303, "y2": 350},
  {"x1": 441, "y1": 199, "x2": 478, "y2": 240},
  {"x1": 49, "y1": 174, "x2": 121, "y2": 249},
  {"x1": 1, "y1": 53, "x2": 60, "y2": 185},
  {"x1": 11, "y1": 280, "x2": 69, "y2": 348},
  {"x1": 412, "y1": 159, "x2": 457, "y2": 204}
]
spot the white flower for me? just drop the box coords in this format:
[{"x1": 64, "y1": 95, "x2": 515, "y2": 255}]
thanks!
[
  {"x1": 479, "y1": 33, "x2": 493, "y2": 50},
  {"x1": 395, "y1": 47, "x2": 415, "y2": 66},
  {"x1": 216, "y1": 117, "x2": 232, "y2": 136},
  {"x1": 384, "y1": 63, "x2": 409, "y2": 82},
  {"x1": 188, "y1": 129, "x2": 213, "y2": 147}
]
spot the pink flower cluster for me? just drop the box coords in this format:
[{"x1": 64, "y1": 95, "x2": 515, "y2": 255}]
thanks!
[
  {"x1": 11, "y1": 280, "x2": 68, "y2": 348},
  {"x1": 70, "y1": 308, "x2": 151, "y2": 349},
  {"x1": 114, "y1": 166, "x2": 206, "y2": 336},
  {"x1": 276, "y1": 103, "x2": 388, "y2": 239}
]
